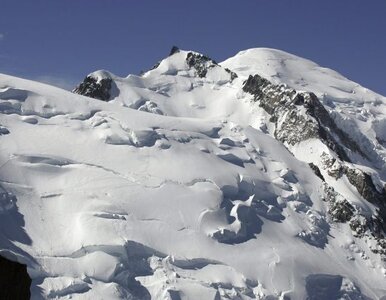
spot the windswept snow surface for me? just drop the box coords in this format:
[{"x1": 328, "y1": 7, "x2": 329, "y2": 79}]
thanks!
[
  {"x1": 0, "y1": 48, "x2": 386, "y2": 299},
  {"x1": 222, "y1": 48, "x2": 386, "y2": 173}
]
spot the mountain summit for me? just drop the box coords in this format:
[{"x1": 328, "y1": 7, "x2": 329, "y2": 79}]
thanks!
[{"x1": 1, "y1": 47, "x2": 386, "y2": 299}]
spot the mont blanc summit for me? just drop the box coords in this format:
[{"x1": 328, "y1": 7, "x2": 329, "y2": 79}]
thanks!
[{"x1": 1, "y1": 47, "x2": 386, "y2": 299}]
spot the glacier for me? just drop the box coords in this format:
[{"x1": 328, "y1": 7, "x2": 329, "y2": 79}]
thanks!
[{"x1": 0, "y1": 47, "x2": 385, "y2": 299}]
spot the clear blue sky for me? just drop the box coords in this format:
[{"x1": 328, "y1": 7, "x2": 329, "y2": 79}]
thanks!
[{"x1": 1, "y1": 0, "x2": 385, "y2": 95}]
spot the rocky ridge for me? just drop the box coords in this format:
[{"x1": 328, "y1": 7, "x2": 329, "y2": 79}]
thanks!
[
  {"x1": 73, "y1": 73, "x2": 113, "y2": 101},
  {"x1": 1, "y1": 47, "x2": 385, "y2": 299},
  {"x1": 242, "y1": 73, "x2": 386, "y2": 257},
  {"x1": 72, "y1": 48, "x2": 386, "y2": 260},
  {"x1": 71, "y1": 48, "x2": 386, "y2": 260}
]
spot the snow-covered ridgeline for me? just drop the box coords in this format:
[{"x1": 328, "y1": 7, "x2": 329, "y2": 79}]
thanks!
[{"x1": 0, "y1": 47, "x2": 385, "y2": 299}]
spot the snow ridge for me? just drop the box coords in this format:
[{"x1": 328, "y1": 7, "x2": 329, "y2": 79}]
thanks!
[{"x1": 0, "y1": 47, "x2": 386, "y2": 299}]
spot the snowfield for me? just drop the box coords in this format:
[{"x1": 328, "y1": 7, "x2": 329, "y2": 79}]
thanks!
[{"x1": 0, "y1": 48, "x2": 385, "y2": 299}]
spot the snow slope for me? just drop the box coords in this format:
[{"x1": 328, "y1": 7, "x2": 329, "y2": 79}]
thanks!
[
  {"x1": 0, "y1": 47, "x2": 386, "y2": 299},
  {"x1": 222, "y1": 48, "x2": 386, "y2": 172}
]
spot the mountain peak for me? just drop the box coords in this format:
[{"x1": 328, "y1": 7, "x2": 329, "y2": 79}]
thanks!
[
  {"x1": 169, "y1": 45, "x2": 180, "y2": 56},
  {"x1": 1, "y1": 47, "x2": 386, "y2": 299}
]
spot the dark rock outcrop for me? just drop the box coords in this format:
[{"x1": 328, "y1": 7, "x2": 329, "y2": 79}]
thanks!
[
  {"x1": 350, "y1": 216, "x2": 386, "y2": 256},
  {"x1": 224, "y1": 68, "x2": 238, "y2": 81},
  {"x1": 0, "y1": 254, "x2": 31, "y2": 300},
  {"x1": 0, "y1": 126, "x2": 10, "y2": 135},
  {"x1": 343, "y1": 167, "x2": 386, "y2": 232},
  {"x1": 169, "y1": 46, "x2": 180, "y2": 56},
  {"x1": 323, "y1": 184, "x2": 386, "y2": 256},
  {"x1": 186, "y1": 52, "x2": 217, "y2": 78},
  {"x1": 309, "y1": 163, "x2": 325, "y2": 181},
  {"x1": 329, "y1": 200, "x2": 354, "y2": 223},
  {"x1": 343, "y1": 167, "x2": 385, "y2": 207},
  {"x1": 320, "y1": 154, "x2": 343, "y2": 179},
  {"x1": 185, "y1": 52, "x2": 238, "y2": 82},
  {"x1": 304, "y1": 93, "x2": 367, "y2": 161},
  {"x1": 242, "y1": 74, "x2": 366, "y2": 162},
  {"x1": 324, "y1": 186, "x2": 354, "y2": 223},
  {"x1": 243, "y1": 73, "x2": 386, "y2": 257},
  {"x1": 242, "y1": 74, "x2": 271, "y2": 99},
  {"x1": 73, "y1": 76, "x2": 112, "y2": 101}
]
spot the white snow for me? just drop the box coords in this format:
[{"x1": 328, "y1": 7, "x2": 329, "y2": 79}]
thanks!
[
  {"x1": 222, "y1": 48, "x2": 386, "y2": 172},
  {"x1": 0, "y1": 47, "x2": 385, "y2": 299}
]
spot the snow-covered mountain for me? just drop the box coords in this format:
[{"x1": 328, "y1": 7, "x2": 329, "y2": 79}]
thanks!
[{"x1": 1, "y1": 46, "x2": 385, "y2": 299}]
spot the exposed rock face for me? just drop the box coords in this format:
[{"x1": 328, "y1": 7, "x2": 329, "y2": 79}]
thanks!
[
  {"x1": 304, "y1": 93, "x2": 368, "y2": 160},
  {"x1": 169, "y1": 46, "x2": 180, "y2": 56},
  {"x1": 343, "y1": 167, "x2": 386, "y2": 231},
  {"x1": 324, "y1": 185, "x2": 354, "y2": 223},
  {"x1": 242, "y1": 74, "x2": 366, "y2": 162},
  {"x1": 224, "y1": 68, "x2": 238, "y2": 81},
  {"x1": 343, "y1": 167, "x2": 386, "y2": 207},
  {"x1": 350, "y1": 216, "x2": 386, "y2": 256},
  {"x1": 323, "y1": 184, "x2": 386, "y2": 256},
  {"x1": 185, "y1": 52, "x2": 238, "y2": 81},
  {"x1": 243, "y1": 73, "x2": 386, "y2": 258},
  {"x1": 309, "y1": 163, "x2": 325, "y2": 181},
  {"x1": 321, "y1": 159, "x2": 386, "y2": 229},
  {"x1": 186, "y1": 52, "x2": 217, "y2": 78},
  {"x1": 320, "y1": 153, "x2": 343, "y2": 179},
  {"x1": 0, "y1": 255, "x2": 31, "y2": 300},
  {"x1": 329, "y1": 200, "x2": 354, "y2": 223},
  {"x1": 242, "y1": 74, "x2": 271, "y2": 99},
  {"x1": 73, "y1": 76, "x2": 112, "y2": 101}
]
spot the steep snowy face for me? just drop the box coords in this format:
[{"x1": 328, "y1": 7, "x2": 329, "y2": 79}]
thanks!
[
  {"x1": 0, "y1": 47, "x2": 386, "y2": 300},
  {"x1": 222, "y1": 48, "x2": 386, "y2": 170},
  {"x1": 222, "y1": 49, "x2": 386, "y2": 262}
]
